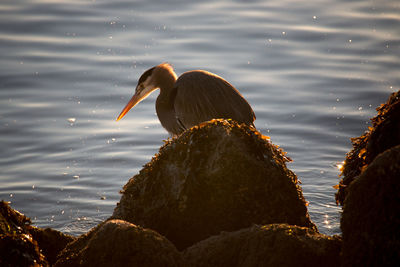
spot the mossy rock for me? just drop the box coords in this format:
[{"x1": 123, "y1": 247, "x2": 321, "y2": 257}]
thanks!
[
  {"x1": 341, "y1": 145, "x2": 400, "y2": 266},
  {"x1": 336, "y1": 90, "x2": 400, "y2": 205},
  {"x1": 0, "y1": 201, "x2": 47, "y2": 266},
  {"x1": 30, "y1": 227, "x2": 75, "y2": 265},
  {"x1": 184, "y1": 223, "x2": 341, "y2": 267},
  {"x1": 55, "y1": 219, "x2": 185, "y2": 267},
  {"x1": 0, "y1": 201, "x2": 75, "y2": 266},
  {"x1": 112, "y1": 119, "x2": 315, "y2": 250}
]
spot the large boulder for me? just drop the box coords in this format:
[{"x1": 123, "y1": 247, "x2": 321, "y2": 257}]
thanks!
[
  {"x1": 341, "y1": 145, "x2": 400, "y2": 266},
  {"x1": 183, "y1": 223, "x2": 341, "y2": 267},
  {"x1": 336, "y1": 90, "x2": 400, "y2": 205},
  {"x1": 55, "y1": 219, "x2": 185, "y2": 267},
  {"x1": 112, "y1": 119, "x2": 315, "y2": 250}
]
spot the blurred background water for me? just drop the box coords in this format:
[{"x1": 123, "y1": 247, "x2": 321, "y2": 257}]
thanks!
[{"x1": 0, "y1": 0, "x2": 399, "y2": 236}]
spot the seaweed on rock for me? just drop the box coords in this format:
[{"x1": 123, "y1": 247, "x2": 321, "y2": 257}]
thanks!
[
  {"x1": 112, "y1": 119, "x2": 315, "y2": 250},
  {"x1": 336, "y1": 90, "x2": 400, "y2": 205}
]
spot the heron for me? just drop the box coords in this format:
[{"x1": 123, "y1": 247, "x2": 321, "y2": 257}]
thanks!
[{"x1": 116, "y1": 63, "x2": 255, "y2": 136}]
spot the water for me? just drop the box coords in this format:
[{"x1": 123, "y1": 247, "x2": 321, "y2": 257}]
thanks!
[{"x1": 1, "y1": 0, "x2": 399, "y2": 236}]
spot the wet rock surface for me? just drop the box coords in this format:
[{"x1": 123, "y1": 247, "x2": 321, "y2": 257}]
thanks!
[
  {"x1": 55, "y1": 219, "x2": 185, "y2": 267},
  {"x1": 30, "y1": 227, "x2": 75, "y2": 266},
  {"x1": 336, "y1": 90, "x2": 400, "y2": 205},
  {"x1": 0, "y1": 201, "x2": 47, "y2": 266},
  {"x1": 341, "y1": 145, "x2": 400, "y2": 267},
  {"x1": 0, "y1": 201, "x2": 75, "y2": 266},
  {"x1": 183, "y1": 224, "x2": 341, "y2": 267},
  {"x1": 112, "y1": 119, "x2": 315, "y2": 250}
]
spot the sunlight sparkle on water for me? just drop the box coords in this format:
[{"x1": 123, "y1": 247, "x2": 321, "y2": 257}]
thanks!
[{"x1": 336, "y1": 161, "x2": 345, "y2": 171}]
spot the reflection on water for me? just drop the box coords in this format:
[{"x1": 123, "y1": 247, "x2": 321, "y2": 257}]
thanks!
[{"x1": 0, "y1": 0, "x2": 399, "y2": 236}]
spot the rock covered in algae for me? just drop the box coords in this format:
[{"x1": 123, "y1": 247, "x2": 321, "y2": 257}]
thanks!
[
  {"x1": 183, "y1": 224, "x2": 341, "y2": 267},
  {"x1": 55, "y1": 219, "x2": 185, "y2": 267},
  {"x1": 0, "y1": 200, "x2": 47, "y2": 266},
  {"x1": 336, "y1": 90, "x2": 400, "y2": 205},
  {"x1": 341, "y1": 145, "x2": 400, "y2": 267},
  {"x1": 30, "y1": 227, "x2": 75, "y2": 266},
  {"x1": 0, "y1": 201, "x2": 75, "y2": 266},
  {"x1": 112, "y1": 119, "x2": 316, "y2": 250}
]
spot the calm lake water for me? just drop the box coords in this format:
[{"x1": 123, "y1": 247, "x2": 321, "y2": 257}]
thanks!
[{"x1": 1, "y1": 0, "x2": 399, "y2": 236}]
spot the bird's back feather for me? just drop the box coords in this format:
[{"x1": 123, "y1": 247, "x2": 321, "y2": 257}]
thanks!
[{"x1": 173, "y1": 70, "x2": 255, "y2": 130}]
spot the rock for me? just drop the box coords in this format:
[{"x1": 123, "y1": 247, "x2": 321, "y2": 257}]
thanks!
[
  {"x1": 0, "y1": 201, "x2": 75, "y2": 266},
  {"x1": 112, "y1": 119, "x2": 316, "y2": 250},
  {"x1": 0, "y1": 200, "x2": 48, "y2": 266},
  {"x1": 0, "y1": 233, "x2": 47, "y2": 267},
  {"x1": 55, "y1": 219, "x2": 185, "y2": 267},
  {"x1": 0, "y1": 200, "x2": 31, "y2": 234},
  {"x1": 336, "y1": 90, "x2": 400, "y2": 205},
  {"x1": 183, "y1": 223, "x2": 341, "y2": 267},
  {"x1": 30, "y1": 227, "x2": 75, "y2": 265},
  {"x1": 341, "y1": 145, "x2": 400, "y2": 266}
]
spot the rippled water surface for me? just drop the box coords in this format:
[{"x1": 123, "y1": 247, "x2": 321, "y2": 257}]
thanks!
[{"x1": 1, "y1": 0, "x2": 399, "y2": 236}]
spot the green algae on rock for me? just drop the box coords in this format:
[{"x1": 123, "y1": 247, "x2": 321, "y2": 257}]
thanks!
[
  {"x1": 30, "y1": 227, "x2": 75, "y2": 266},
  {"x1": 0, "y1": 201, "x2": 47, "y2": 266},
  {"x1": 112, "y1": 119, "x2": 316, "y2": 250},
  {"x1": 0, "y1": 201, "x2": 75, "y2": 267},
  {"x1": 55, "y1": 219, "x2": 185, "y2": 267},
  {"x1": 336, "y1": 90, "x2": 400, "y2": 205},
  {"x1": 341, "y1": 145, "x2": 400, "y2": 267},
  {"x1": 183, "y1": 223, "x2": 341, "y2": 267}
]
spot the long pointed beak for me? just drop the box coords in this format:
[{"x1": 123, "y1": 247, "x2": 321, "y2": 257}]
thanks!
[{"x1": 116, "y1": 93, "x2": 141, "y2": 121}]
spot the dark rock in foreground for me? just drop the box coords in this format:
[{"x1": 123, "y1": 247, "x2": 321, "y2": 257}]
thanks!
[
  {"x1": 30, "y1": 227, "x2": 75, "y2": 266},
  {"x1": 55, "y1": 219, "x2": 185, "y2": 267},
  {"x1": 112, "y1": 119, "x2": 316, "y2": 250},
  {"x1": 0, "y1": 200, "x2": 31, "y2": 234},
  {"x1": 336, "y1": 90, "x2": 400, "y2": 205},
  {"x1": 0, "y1": 201, "x2": 75, "y2": 266},
  {"x1": 0, "y1": 200, "x2": 47, "y2": 266},
  {"x1": 183, "y1": 224, "x2": 341, "y2": 267},
  {"x1": 341, "y1": 145, "x2": 400, "y2": 266},
  {"x1": 0, "y1": 233, "x2": 46, "y2": 267}
]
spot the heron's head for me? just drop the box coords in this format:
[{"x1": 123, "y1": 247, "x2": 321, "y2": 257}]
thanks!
[
  {"x1": 116, "y1": 63, "x2": 177, "y2": 121},
  {"x1": 116, "y1": 66, "x2": 158, "y2": 121}
]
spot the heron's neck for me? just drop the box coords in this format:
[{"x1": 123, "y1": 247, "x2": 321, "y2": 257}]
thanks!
[
  {"x1": 157, "y1": 78, "x2": 177, "y2": 102},
  {"x1": 154, "y1": 64, "x2": 177, "y2": 97},
  {"x1": 155, "y1": 79, "x2": 180, "y2": 135},
  {"x1": 158, "y1": 78, "x2": 176, "y2": 96}
]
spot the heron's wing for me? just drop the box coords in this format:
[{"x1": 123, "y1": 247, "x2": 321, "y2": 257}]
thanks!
[{"x1": 174, "y1": 70, "x2": 255, "y2": 129}]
